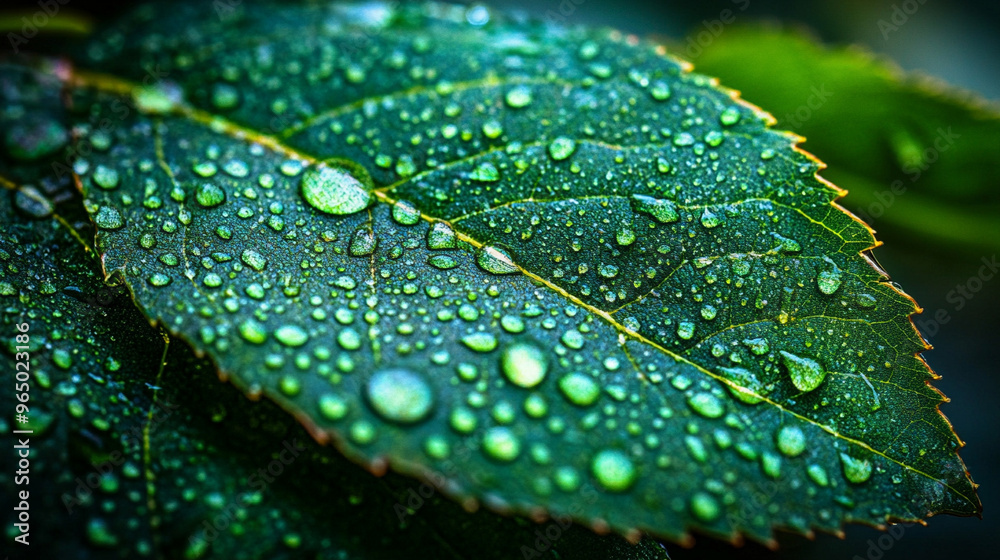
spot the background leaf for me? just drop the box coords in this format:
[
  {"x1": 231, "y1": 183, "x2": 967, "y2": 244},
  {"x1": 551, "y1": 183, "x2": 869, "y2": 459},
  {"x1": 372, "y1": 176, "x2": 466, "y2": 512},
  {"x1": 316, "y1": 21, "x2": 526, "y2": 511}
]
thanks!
[{"x1": 674, "y1": 24, "x2": 1000, "y2": 254}]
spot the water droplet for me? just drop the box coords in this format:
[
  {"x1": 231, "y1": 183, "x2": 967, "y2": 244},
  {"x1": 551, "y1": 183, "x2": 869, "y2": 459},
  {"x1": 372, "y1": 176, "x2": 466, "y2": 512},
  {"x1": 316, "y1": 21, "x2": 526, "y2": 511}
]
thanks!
[
  {"x1": 300, "y1": 162, "x2": 372, "y2": 215},
  {"x1": 428, "y1": 255, "x2": 459, "y2": 270},
  {"x1": 318, "y1": 394, "x2": 348, "y2": 421},
  {"x1": 807, "y1": 464, "x2": 829, "y2": 487},
  {"x1": 650, "y1": 81, "x2": 671, "y2": 101},
  {"x1": 349, "y1": 228, "x2": 377, "y2": 257},
  {"x1": 690, "y1": 492, "x2": 720, "y2": 522},
  {"x1": 482, "y1": 427, "x2": 521, "y2": 461},
  {"x1": 366, "y1": 369, "x2": 434, "y2": 424},
  {"x1": 839, "y1": 452, "x2": 873, "y2": 484},
  {"x1": 719, "y1": 107, "x2": 741, "y2": 126},
  {"x1": 427, "y1": 222, "x2": 457, "y2": 249},
  {"x1": 742, "y1": 338, "x2": 770, "y2": 355},
  {"x1": 274, "y1": 325, "x2": 308, "y2": 347},
  {"x1": 780, "y1": 351, "x2": 826, "y2": 392},
  {"x1": 616, "y1": 227, "x2": 636, "y2": 246},
  {"x1": 196, "y1": 183, "x2": 226, "y2": 207},
  {"x1": 677, "y1": 321, "x2": 695, "y2": 340},
  {"x1": 501, "y1": 342, "x2": 548, "y2": 388},
  {"x1": 560, "y1": 329, "x2": 584, "y2": 350},
  {"x1": 591, "y1": 449, "x2": 637, "y2": 492},
  {"x1": 505, "y1": 85, "x2": 533, "y2": 108},
  {"x1": 719, "y1": 366, "x2": 766, "y2": 404},
  {"x1": 461, "y1": 332, "x2": 498, "y2": 352},
  {"x1": 94, "y1": 206, "x2": 124, "y2": 230},
  {"x1": 776, "y1": 425, "x2": 806, "y2": 457},
  {"x1": 631, "y1": 194, "x2": 679, "y2": 223},
  {"x1": 687, "y1": 392, "x2": 724, "y2": 418},
  {"x1": 548, "y1": 137, "x2": 577, "y2": 161},
  {"x1": 476, "y1": 245, "x2": 518, "y2": 274},
  {"x1": 211, "y1": 82, "x2": 241, "y2": 110},
  {"x1": 559, "y1": 373, "x2": 600, "y2": 406},
  {"x1": 241, "y1": 249, "x2": 268, "y2": 271},
  {"x1": 239, "y1": 319, "x2": 268, "y2": 344},
  {"x1": 391, "y1": 199, "x2": 421, "y2": 225},
  {"x1": 470, "y1": 162, "x2": 500, "y2": 182},
  {"x1": 817, "y1": 259, "x2": 843, "y2": 295},
  {"x1": 92, "y1": 165, "x2": 120, "y2": 190},
  {"x1": 700, "y1": 208, "x2": 721, "y2": 228}
]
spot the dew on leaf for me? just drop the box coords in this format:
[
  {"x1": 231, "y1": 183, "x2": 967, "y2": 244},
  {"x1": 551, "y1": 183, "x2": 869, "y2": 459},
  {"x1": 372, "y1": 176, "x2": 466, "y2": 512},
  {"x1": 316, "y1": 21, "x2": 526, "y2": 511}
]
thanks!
[
  {"x1": 300, "y1": 162, "x2": 372, "y2": 215},
  {"x1": 591, "y1": 449, "x2": 637, "y2": 492},
  {"x1": 780, "y1": 351, "x2": 827, "y2": 392},
  {"x1": 366, "y1": 368, "x2": 434, "y2": 424},
  {"x1": 501, "y1": 342, "x2": 548, "y2": 388}
]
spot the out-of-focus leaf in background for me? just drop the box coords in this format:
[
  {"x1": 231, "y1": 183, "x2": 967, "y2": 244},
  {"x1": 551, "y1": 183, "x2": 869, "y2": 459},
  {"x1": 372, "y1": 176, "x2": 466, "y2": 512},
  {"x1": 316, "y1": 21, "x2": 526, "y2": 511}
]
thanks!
[{"x1": 672, "y1": 24, "x2": 1000, "y2": 254}]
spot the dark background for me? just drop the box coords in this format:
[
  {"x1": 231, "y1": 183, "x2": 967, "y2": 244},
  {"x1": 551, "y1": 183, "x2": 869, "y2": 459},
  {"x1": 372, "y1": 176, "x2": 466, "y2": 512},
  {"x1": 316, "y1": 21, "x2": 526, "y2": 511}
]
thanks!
[{"x1": 4, "y1": 0, "x2": 997, "y2": 558}]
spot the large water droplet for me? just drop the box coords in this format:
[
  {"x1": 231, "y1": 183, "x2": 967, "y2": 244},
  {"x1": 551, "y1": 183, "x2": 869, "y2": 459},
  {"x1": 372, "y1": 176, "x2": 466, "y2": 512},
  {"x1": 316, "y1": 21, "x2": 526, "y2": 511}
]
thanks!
[
  {"x1": 94, "y1": 206, "x2": 124, "y2": 230},
  {"x1": 817, "y1": 258, "x2": 843, "y2": 295},
  {"x1": 482, "y1": 427, "x2": 521, "y2": 462},
  {"x1": 196, "y1": 183, "x2": 226, "y2": 207},
  {"x1": 366, "y1": 368, "x2": 434, "y2": 424},
  {"x1": 274, "y1": 325, "x2": 309, "y2": 347},
  {"x1": 427, "y1": 222, "x2": 457, "y2": 249},
  {"x1": 548, "y1": 137, "x2": 577, "y2": 161},
  {"x1": 349, "y1": 227, "x2": 377, "y2": 257},
  {"x1": 631, "y1": 194, "x2": 679, "y2": 223},
  {"x1": 719, "y1": 366, "x2": 766, "y2": 404},
  {"x1": 301, "y1": 162, "x2": 372, "y2": 215},
  {"x1": 505, "y1": 85, "x2": 533, "y2": 108},
  {"x1": 501, "y1": 342, "x2": 548, "y2": 388},
  {"x1": 780, "y1": 351, "x2": 826, "y2": 392},
  {"x1": 591, "y1": 449, "x2": 637, "y2": 492},
  {"x1": 839, "y1": 452, "x2": 873, "y2": 484},
  {"x1": 558, "y1": 373, "x2": 600, "y2": 406},
  {"x1": 690, "y1": 492, "x2": 721, "y2": 522},
  {"x1": 776, "y1": 425, "x2": 806, "y2": 457},
  {"x1": 687, "y1": 392, "x2": 724, "y2": 418},
  {"x1": 476, "y1": 245, "x2": 518, "y2": 274},
  {"x1": 461, "y1": 332, "x2": 498, "y2": 353}
]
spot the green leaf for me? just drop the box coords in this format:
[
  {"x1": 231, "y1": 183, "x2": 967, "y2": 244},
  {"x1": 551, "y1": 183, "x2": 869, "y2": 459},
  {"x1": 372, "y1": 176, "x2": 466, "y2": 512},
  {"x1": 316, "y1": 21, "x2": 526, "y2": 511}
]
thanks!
[
  {"x1": 0, "y1": 149, "x2": 668, "y2": 559},
  {"x1": 679, "y1": 24, "x2": 1000, "y2": 253},
  {"x1": 13, "y1": 0, "x2": 980, "y2": 547}
]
